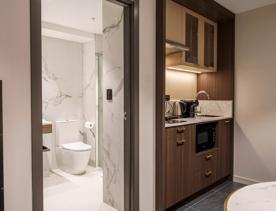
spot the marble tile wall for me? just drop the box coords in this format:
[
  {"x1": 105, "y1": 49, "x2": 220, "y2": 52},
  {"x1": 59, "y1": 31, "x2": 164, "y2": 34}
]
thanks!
[
  {"x1": 82, "y1": 40, "x2": 97, "y2": 166},
  {"x1": 42, "y1": 36, "x2": 84, "y2": 169},
  {"x1": 42, "y1": 36, "x2": 97, "y2": 168},
  {"x1": 198, "y1": 100, "x2": 233, "y2": 117},
  {"x1": 102, "y1": 1, "x2": 124, "y2": 210}
]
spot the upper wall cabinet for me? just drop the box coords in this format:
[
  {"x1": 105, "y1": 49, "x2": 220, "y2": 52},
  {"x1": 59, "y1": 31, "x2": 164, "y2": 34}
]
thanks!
[
  {"x1": 166, "y1": 0, "x2": 217, "y2": 73},
  {"x1": 166, "y1": 0, "x2": 185, "y2": 45}
]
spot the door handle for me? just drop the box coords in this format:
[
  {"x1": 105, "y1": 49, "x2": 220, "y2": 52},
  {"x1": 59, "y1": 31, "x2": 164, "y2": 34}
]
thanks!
[
  {"x1": 176, "y1": 127, "x2": 186, "y2": 133},
  {"x1": 205, "y1": 170, "x2": 212, "y2": 177},
  {"x1": 225, "y1": 120, "x2": 231, "y2": 124},
  {"x1": 176, "y1": 139, "x2": 186, "y2": 146},
  {"x1": 205, "y1": 154, "x2": 213, "y2": 160}
]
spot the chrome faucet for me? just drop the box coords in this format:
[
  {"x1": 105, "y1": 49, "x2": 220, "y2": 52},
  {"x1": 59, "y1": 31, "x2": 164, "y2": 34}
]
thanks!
[{"x1": 195, "y1": 90, "x2": 210, "y2": 100}]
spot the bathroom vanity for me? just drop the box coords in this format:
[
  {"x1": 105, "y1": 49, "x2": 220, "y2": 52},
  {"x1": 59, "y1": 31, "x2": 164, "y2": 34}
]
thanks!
[{"x1": 42, "y1": 119, "x2": 52, "y2": 134}]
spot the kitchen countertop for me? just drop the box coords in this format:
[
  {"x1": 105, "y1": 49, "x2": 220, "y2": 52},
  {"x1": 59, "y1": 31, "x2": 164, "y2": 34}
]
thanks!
[{"x1": 165, "y1": 116, "x2": 232, "y2": 128}]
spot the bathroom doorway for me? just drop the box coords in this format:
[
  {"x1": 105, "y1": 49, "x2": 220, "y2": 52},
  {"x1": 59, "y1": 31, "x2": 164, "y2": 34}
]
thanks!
[{"x1": 30, "y1": 0, "x2": 139, "y2": 211}]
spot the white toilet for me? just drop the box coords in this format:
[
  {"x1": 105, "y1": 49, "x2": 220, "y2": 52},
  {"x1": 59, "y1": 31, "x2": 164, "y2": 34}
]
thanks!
[{"x1": 55, "y1": 120, "x2": 91, "y2": 175}]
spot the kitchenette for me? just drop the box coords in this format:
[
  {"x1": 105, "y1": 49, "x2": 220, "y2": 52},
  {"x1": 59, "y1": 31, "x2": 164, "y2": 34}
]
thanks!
[
  {"x1": 157, "y1": 0, "x2": 235, "y2": 210},
  {"x1": 165, "y1": 98, "x2": 233, "y2": 209}
]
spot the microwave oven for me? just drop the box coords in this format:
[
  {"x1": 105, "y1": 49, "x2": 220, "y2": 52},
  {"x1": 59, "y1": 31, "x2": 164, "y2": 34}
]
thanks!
[{"x1": 196, "y1": 122, "x2": 217, "y2": 153}]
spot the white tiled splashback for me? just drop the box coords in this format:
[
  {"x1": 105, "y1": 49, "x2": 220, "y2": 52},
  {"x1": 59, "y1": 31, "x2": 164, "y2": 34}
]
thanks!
[{"x1": 198, "y1": 100, "x2": 233, "y2": 118}]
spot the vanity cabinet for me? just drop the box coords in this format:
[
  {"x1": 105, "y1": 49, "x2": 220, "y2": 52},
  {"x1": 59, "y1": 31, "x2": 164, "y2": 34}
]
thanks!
[
  {"x1": 166, "y1": 0, "x2": 217, "y2": 73},
  {"x1": 165, "y1": 125, "x2": 195, "y2": 208},
  {"x1": 217, "y1": 119, "x2": 233, "y2": 179}
]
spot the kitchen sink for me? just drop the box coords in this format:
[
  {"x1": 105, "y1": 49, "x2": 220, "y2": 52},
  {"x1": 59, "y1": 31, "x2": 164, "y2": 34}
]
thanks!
[
  {"x1": 197, "y1": 115, "x2": 221, "y2": 118},
  {"x1": 166, "y1": 119, "x2": 187, "y2": 124}
]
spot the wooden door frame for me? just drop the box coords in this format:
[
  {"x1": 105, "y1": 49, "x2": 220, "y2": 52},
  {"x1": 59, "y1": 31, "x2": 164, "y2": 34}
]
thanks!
[
  {"x1": 30, "y1": 0, "x2": 139, "y2": 211},
  {"x1": 0, "y1": 81, "x2": 3, "y2": 211},
  {"x1": 155, "y1": 0, "x2": 166, "y2": 210}
]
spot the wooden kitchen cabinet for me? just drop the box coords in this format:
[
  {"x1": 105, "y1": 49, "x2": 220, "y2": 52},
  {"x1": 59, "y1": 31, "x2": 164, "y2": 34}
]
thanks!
[
  {"x1": 192, "y1": 149, "x2": 218, "y2": 193},
  {"x1": 166, "y1": 0, "x2": 217, "y2": 73},
  {"x1": 185, "y1": 13, "x2": 199, "y2": 65},
  {"x1": 165, "y1": 120, "x2": 233, "y2": 208},
  {"x1": 165, "y1": 125, "x2": 195, "y2": 208},
  {"x1": 217, "y1": 119, "x2": 233, "y2": 179},
  {"x1": 204, "y1": 22, "x2": 215, "y2": 68},
  {"x1": 203, "y1": 20, "x2": 217, "y2": 71},
  {"x1": 166, "y1": 0, "x2": 185, "y2": 45}
]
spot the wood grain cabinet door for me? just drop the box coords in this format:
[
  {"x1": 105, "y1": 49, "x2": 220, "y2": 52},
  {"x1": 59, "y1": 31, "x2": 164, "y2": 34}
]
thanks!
[
  {"x1": 217, "y1": 119, "x2": 233, "y2": 179},
  {"x1": 165, "y1": 126, "x2": 194, "y2": 208},
  {"x1": 185, "y1": 13, "x2": 199, "y2": 65},
  {"x1": 166, "y1": 0, "x2": 185, "y2": 45},
  {"x1": 203, "y1": 20, "x2": 217, "y2": 71}
]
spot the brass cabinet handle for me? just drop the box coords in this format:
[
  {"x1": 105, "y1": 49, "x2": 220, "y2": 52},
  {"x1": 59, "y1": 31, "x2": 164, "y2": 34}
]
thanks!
[
  {"x1": 205, "y1": 154, "x2": 213, "y2": 160},
  {"x1": 205, "y1": 170, "x2": 212, "y2": 177},
  {"x1": 177, "y1": 127, "x2": 186, "y2": 133},
  {"x1": 176, "y1": 139, "x2": 186, "y2": 146},
  {"x1": 225, "y1": 120, "x2": 231, "y2": 124}
]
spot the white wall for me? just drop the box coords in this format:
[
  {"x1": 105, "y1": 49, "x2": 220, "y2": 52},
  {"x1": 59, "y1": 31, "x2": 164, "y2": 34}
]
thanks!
[
  {"x1": 42, "y1": 36, "x2": 83, "y2": 122},
  {"x1": 0, "y1": 0, "x2": 32, "y2": 210},
  {"x1": 235, "y1": 3, "x2": 276, "y2": 184},
  {"x1": 139, "y1": 0, "x2": 156, "y2": 210}
]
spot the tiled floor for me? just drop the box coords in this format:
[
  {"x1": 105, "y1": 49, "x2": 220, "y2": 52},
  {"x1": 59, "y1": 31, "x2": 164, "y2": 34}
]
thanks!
[
  {"x1": 43, "y1": 167, "x2": 117, "y2": 211},
  {"x1": 176, "y1": 181, "x2": 245, "y2": 211}
]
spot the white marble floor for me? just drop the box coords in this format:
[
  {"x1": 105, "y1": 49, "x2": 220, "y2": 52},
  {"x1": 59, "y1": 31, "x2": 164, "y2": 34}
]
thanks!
[{"x1": 44, "y1": 167, "x2": 116, "y2": 211}]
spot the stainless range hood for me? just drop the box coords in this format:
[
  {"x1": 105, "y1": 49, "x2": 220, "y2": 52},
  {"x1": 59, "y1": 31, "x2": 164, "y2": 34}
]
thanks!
[{"x1": 166, "y1": 40, "x2": 189, "y2": 55}]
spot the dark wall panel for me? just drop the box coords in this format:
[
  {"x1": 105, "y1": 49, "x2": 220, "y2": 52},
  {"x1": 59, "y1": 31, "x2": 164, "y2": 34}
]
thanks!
[{"x1": 173, "y1": 0, "x2": 234, "y2": 22}]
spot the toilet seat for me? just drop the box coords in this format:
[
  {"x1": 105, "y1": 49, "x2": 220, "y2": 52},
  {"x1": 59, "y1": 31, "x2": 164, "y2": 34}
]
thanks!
[{"x1": 62, "y1": 142, "x2": 91, "y2": 152}]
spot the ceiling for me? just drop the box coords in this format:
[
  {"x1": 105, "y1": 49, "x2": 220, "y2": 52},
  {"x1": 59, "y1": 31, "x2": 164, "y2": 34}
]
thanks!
[
  {"x1": 214, "y1": 0, "x2": 276, "y2": 13},
  {"x1": 42, "y1": 0, "x2": 102, "y2": 34}
]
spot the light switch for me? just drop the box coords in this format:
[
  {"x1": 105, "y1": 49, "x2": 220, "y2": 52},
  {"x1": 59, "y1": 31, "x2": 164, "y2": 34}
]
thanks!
[{"x1": 107, "y1": 89, "x2": 112, "y2": 100}]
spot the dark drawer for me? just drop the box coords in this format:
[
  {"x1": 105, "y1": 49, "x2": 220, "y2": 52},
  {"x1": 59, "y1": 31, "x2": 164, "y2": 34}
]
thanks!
[
  {"x1": 192, "y1": 149, "x2": 218, "y2": 193},
  {"x1": 193, "y1": 149, "x2": 218, "y2": 172},
  {"x1": 192, "y1": 165, "x2": 217, "y2": 193}
]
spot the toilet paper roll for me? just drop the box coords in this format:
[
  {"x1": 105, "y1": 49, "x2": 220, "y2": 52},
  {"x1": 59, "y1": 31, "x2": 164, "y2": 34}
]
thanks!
[{"x1": 85, "y1": 121, "x2": 95, "y2": 129}]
